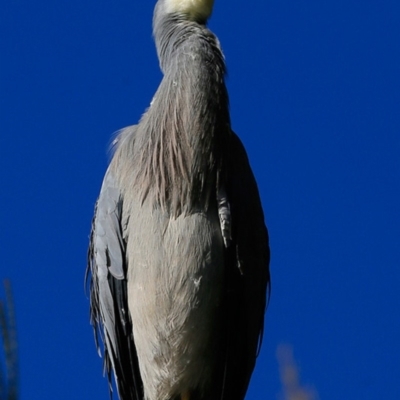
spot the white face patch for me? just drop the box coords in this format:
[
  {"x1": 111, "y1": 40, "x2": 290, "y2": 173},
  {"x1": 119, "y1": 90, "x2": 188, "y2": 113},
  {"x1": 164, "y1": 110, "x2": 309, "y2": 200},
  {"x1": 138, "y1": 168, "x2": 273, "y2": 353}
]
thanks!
[{"x1": 164, "y1": 0, "x2": 214, "y2": 20}]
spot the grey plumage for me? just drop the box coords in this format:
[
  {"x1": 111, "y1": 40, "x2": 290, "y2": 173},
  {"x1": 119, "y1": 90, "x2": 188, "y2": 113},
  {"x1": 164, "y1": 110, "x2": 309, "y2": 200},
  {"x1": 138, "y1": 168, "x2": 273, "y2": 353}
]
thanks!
[{"x1": 86, "y1": 1, "x2": 270, "y2": 400}]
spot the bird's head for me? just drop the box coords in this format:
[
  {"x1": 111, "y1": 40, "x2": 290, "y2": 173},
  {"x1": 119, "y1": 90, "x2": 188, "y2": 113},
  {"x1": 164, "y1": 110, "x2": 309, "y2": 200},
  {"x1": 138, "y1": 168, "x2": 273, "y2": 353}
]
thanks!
[{"x1": 162, "y1": 0, "x2": 214, "y2": 23}]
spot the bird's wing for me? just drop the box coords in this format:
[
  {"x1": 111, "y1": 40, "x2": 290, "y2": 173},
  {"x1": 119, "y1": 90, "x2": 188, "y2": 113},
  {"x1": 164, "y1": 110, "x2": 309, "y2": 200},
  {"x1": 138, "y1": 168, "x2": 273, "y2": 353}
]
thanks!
[
  {"x1": 221, "y1": 131, "x2": 271, "y2": 400},
  {"x1": 86, "y1": 128, "x2": 142, "y2": 400}
]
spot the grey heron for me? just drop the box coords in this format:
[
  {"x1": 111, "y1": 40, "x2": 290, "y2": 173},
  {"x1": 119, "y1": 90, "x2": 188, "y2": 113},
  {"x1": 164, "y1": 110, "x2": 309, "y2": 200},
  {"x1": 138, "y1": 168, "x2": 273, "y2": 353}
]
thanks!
[{"x1": 86, "y1": 0, "x2": 270, "y2": 399}]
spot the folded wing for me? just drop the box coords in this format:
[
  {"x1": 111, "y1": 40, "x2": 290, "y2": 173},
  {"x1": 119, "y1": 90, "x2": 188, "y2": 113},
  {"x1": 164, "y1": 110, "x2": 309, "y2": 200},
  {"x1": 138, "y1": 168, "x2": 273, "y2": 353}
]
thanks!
[
  {"x1": 86, "y1": 129, "x2": 142, "y2": 400},
  {"x1": 221, "y1": 131, "x2": 271, "y2": 400}
]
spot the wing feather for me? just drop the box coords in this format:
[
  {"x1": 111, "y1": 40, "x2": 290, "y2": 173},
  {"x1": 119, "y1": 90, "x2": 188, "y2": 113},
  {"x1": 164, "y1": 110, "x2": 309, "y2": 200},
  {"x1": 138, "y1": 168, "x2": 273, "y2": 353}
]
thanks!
[
  {"x1": 86, "y1": 127, "x2": 142, "y2": 400},
  {"x1": 220, "y1": 131, "x2": 271, "y2": 400}
]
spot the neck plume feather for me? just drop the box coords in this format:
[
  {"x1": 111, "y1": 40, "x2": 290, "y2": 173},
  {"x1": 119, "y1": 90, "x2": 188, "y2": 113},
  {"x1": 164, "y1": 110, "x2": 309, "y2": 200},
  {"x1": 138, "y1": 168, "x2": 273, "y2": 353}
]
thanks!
[{"x1": 112, "y1": 13, "x2": 230, "y2": 217}]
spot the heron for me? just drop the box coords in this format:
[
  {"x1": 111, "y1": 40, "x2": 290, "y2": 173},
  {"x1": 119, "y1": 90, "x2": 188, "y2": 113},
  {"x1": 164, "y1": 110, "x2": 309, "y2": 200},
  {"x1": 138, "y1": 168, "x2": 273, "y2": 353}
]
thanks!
[{"x1": 86, "y1": 0, "x2": 270, "y2": 399}]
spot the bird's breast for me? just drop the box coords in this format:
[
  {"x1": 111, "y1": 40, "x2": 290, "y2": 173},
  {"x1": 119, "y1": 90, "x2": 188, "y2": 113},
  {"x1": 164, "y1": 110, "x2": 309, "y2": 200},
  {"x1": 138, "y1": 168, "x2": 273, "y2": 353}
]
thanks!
[{"x1": 125, "y1": 201, "x2": 225, "y2": 398}]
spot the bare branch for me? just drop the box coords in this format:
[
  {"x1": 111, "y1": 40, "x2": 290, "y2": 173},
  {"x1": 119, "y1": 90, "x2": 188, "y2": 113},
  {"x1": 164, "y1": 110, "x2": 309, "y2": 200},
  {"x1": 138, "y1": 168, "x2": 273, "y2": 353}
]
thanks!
[
  {"x1": 277, "y1": 344, "x2": 318, "y2": 400},
  {"x1": 0, "y1": 280, "x2": 19, "y2": 400}
]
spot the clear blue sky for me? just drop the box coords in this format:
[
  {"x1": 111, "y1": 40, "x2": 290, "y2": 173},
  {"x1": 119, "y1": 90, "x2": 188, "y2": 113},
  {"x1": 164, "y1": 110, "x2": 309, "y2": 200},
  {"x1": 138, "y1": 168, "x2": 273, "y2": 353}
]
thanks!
[{"x1": 1, "y1": 1, "x2": 399, "y2": 399}]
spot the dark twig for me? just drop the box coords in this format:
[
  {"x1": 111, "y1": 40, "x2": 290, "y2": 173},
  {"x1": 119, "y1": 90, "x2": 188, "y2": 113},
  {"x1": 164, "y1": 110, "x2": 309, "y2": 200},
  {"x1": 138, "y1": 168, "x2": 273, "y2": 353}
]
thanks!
[{"x1": 0, "y1": 280, "x2": 19, "y2": 400}]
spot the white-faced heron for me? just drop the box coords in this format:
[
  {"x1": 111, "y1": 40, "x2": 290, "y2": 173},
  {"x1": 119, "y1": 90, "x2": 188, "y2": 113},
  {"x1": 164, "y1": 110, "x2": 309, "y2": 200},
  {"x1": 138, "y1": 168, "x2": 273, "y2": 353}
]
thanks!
[{"x1": 86, "y1": 0, "x2": 271, "y2": 399}]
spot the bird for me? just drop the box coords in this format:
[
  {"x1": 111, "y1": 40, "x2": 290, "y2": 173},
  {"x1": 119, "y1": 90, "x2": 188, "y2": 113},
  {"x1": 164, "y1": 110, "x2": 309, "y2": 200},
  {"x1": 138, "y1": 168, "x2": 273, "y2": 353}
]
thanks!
[{"x1": 86, "y1": 0, "x2": 270, "y2": 400}]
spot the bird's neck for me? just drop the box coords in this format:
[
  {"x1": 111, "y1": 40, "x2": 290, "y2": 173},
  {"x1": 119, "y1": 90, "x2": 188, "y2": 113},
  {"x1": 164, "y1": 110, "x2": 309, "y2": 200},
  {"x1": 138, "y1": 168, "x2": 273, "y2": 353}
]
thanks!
[
  {"x1": 152, "y1": 12, "x2": 229, "y2": 136},
  {"x1": 132, "y1": 14, "x2": 230, "y2": 216},
  {"x1": 153, "y1": 12, "x2": 220, "y2": 72}
]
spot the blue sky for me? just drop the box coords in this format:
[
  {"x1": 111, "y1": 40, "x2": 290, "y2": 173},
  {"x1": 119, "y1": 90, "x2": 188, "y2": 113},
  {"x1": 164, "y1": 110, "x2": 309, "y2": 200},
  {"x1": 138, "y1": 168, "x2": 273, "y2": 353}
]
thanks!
[{"x1": 1, "y1": 1, "x2": 399, "y2": 399}]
